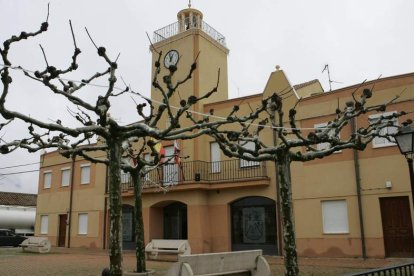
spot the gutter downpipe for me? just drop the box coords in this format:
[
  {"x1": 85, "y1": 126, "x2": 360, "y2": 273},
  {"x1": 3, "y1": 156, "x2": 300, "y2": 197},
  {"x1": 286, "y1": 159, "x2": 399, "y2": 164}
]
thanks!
[
  {"x1": 272, "y1": 114, "x2": 283, "y2": 256},
  {"x1": 351, "y1": 117, "x2": 367, "y2": 259},
  {"x1": 103, "y1": 164, "x2": 109, "y2": 249},
  {"x1": 67, "y1": 156, "x2": 75, "y2": 248}
]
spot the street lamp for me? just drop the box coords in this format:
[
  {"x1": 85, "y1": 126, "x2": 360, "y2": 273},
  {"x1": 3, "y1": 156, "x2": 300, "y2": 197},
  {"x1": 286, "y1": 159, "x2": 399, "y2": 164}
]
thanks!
[{"x1": 394, "y1": 123, "x2": 414, "y2": 207}]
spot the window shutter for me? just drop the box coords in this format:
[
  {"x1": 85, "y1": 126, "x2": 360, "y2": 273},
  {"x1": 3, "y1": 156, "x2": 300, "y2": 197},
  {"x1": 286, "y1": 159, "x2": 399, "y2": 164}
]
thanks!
[
  {"x1": 210, "y1": 142, "x2": 221, "y2": 173},
  {"x1": 321, "y1": 200, "x2": 349, "y2": 234},
  {"x1": 78, "y1": 213, "x2": 88, "y2": 234}
]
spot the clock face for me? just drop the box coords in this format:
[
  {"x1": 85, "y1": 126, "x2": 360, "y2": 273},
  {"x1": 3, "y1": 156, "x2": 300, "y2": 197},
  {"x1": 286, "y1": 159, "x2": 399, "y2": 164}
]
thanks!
[{"x1": 164, "y1": 50, "x2": 179, "y2": 68}]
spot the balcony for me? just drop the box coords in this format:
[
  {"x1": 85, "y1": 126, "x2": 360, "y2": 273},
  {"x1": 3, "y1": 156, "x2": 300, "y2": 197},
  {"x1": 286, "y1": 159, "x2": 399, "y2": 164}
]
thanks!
[
  {"x1": 153, "y1": 20, "x2": 226, "y2": 47},
  {"x1": 120, "y1": 159, "x2": 268, "y2": 192}
]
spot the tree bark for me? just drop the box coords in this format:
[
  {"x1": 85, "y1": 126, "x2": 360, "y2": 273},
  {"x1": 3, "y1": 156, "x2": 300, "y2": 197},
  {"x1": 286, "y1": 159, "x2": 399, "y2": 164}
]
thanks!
[
  {"x1": 131, "y1": 169, "x2": 146, "y2": 273},
  {"x1": 108, "y1": 141, "x2": 123, "y2": 276},
  {"x1": 276, "y1": 151, "x2": 299, "y2": 276}
]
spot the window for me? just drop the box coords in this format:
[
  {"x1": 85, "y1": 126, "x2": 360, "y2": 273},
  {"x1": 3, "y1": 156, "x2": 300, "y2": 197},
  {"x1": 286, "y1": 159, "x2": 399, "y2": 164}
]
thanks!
[
  {"x1": 163, "y1": 146, "x2": 178, "y2": 185},
  {"x1": 369, "y1": 112, "x2": 398, "y2": 148},
  {"x1": 43, "y1": 171, "x2": 52, "y2": 189},
  {"x1": 314, "y1": 122, "x2": 341, "y2": 152},
  {"x1": 210, "y1": 142, "x2": 221, "y2": 173},
  {"x1": 123, "y1": 206, "x2": 133, "y2": 242},
  {"x1": 78, "y1": 213, "x2": 88, "y2": 235},
  {"x1": 144, "y1": 153, "x2": 151, "y2": 180},
  {"x1": 321, "y1": 200, "x2": 349, "y2": 234},
  {"x1": 80, "y1": 164, "x2": 91, "y2": 184},
  {"x1": 120, "y1": 170, "x2": 130, "y2": 184},
  {"x1": 61, "y1": 168, "x2": 71, "y2": 187},
  {"x1": 239, "y1": 141, "x2": 260, "y2": 168},
  {"x1": 231, "y1": 197, "x2": 277, "y2": 255},
  {"x1": 40, "y1": 215, "x2": 48, "y2": 234}
]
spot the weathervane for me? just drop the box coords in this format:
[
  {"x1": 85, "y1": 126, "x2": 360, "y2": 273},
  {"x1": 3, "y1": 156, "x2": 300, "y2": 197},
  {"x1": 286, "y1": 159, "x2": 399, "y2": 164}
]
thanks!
[{"x1": 188, "y1": 0, "x2": 192, "y2": 8}]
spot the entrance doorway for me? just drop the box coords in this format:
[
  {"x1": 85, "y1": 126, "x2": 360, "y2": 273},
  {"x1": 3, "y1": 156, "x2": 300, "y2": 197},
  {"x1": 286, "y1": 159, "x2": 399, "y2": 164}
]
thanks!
[
  {"x1": 380, "y1": 196, "x2": 414, "y2": 257},
  {"x1": 164, "y1": 202, "x2": 187, "y2": 239},
  {"x1": 58, "y1": 214, "x2": 67, "y2": 247},
  {"x1": 231, "y1": 196, "x2": 277, "y2": 255}
]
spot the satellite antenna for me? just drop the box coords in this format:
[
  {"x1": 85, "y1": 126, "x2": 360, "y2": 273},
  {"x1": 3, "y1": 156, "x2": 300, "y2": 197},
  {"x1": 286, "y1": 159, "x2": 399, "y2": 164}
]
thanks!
[{"x1": 322, "y1": 64, "x2": 342, "y2": 92}]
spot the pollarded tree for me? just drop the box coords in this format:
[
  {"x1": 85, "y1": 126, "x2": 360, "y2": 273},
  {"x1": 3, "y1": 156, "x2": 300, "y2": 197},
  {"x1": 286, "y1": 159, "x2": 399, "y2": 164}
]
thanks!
[
  {"x1": 0, "y1": 14, "x2": 228, "y2": 275},
  {"x1": 207, "y1": 87, "x2": 410, "y2": 275},
  {"x1": 119, "y1": 136, "x2": 191, "y2": 272}
]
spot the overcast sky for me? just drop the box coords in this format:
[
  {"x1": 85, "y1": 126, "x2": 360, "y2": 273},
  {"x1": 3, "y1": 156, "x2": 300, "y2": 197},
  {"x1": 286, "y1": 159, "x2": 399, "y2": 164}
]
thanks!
[{"x1": 1, "y1": 0, "x2": 413, "y2": 194}]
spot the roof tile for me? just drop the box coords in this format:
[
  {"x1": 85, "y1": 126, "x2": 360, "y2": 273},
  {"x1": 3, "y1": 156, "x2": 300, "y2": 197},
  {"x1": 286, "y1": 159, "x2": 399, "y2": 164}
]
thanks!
[{"x1": 0, "y1": 191, "x2": 37, "y2": 207}]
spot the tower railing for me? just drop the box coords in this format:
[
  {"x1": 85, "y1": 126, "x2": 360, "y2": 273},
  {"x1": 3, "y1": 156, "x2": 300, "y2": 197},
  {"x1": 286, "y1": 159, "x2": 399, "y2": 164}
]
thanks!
[
  {"x1": 153, "y1": 21, "x2": 226, "y2": 47},
  {"x1": 201, "y1": 21, "x2": 226, "y2": 46},
  {"x1": 153, "y1": 21, "x2": 179, "y2": 44}
]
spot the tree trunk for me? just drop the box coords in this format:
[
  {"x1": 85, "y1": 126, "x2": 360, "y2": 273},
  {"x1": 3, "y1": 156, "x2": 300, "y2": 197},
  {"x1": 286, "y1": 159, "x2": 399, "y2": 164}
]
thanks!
[
  {"x1": 108, "y1": 141, "x2": 123, "y2": 276},
  {"x1": 131, "y1": 169, "x2": 146, "y2": 273},
  {"x1": 276, "y1": 152, "x2": 299, "y2": 276}
]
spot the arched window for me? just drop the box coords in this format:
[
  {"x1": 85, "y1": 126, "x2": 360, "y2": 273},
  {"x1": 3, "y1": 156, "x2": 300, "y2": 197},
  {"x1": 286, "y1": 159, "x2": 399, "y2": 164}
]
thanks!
[
  {"x1": 122, "y1": 205, "x2": 135, "y2": 250},
  {"x1": 231, "y1": 196, "x2": 277, "y2": 255}
]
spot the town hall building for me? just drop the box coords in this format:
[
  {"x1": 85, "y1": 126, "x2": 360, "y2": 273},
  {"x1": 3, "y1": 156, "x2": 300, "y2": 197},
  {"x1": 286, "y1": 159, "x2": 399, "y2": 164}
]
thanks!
[{"x1": 34, "y1": 5, "x2": 414, "y2": 258}]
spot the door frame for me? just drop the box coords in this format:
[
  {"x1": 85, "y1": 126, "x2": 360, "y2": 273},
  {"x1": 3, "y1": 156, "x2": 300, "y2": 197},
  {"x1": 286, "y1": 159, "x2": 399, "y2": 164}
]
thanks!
[
  {"x1": 380, "y1": 196, "x2": 414, "y2": 257},
  {"x1": 58, "y1": 214, "x2": 67, "y2": 247}
]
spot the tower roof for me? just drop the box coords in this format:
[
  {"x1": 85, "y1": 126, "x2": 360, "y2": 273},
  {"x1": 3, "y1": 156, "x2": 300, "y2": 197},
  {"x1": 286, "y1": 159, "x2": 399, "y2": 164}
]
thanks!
[
  {"x1": 153, "y1": 3, "x2": 226, "y2": 47},
  {"x1": 177, "y1": 7, "x2": 203, "y2": 21}
]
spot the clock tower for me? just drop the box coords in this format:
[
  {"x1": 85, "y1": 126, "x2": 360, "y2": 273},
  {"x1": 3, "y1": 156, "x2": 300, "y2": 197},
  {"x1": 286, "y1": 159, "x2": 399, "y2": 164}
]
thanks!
[{"x1": 150, "y1": 4, "x2": 229, "y2": 108}]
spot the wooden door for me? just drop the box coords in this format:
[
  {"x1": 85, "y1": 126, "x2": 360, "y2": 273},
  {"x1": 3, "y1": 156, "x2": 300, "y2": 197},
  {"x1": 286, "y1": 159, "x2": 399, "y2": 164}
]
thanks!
[
  {"x1": 380, "y1": 196, "x2": 414, "y2": 257},
  {"x1": 58, "y1": 214, "x2": 67, "y2": 247}
]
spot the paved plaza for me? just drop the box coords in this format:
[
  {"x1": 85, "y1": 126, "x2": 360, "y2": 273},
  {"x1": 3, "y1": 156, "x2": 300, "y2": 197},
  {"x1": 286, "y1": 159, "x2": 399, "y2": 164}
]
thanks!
[{"x1": 0, "y1": 247, "x2": 413, "y2": 275}]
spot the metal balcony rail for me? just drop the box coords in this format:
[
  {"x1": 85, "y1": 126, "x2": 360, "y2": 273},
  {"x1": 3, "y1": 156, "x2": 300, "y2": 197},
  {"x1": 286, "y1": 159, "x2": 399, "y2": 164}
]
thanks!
[
  {"x1": 153, "y1": 20, "x2": 226, "y2": 46},
  {"x1": 346, "y1": 262, "x2": 414, "y2": 276},
  {"x1": 153, "y1": 21, "x2": 179, "y2": 44},
  {"x1": 201, "y1": 21, "x2": 226, "y2": 46},
  {"x1": 121, "y1": 159, "x2": 267, "y2": 191}
]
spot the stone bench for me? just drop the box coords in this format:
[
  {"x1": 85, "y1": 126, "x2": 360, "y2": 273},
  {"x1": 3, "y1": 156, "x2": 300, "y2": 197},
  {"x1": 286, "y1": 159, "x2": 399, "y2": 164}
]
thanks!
[
  {"x1": 20, "y1": 237, "x2": 51, "y2": 253},
  {"x1": 145, "y1": 239, "x2": 191, "y2": 260},
  {"x1": 166, "y1": 249, "x2": 271, "y2": 276}
]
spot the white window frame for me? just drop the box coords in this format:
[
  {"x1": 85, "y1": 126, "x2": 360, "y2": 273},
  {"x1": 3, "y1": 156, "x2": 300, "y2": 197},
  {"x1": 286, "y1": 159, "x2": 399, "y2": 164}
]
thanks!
[
  {"x1": 314, "y1": 122, "x2": 341, "y2": 153},
  {"x1": 239, "y1": 141, "x2": 260, "y2": 168},
  {"x1": 120, "y1": 170, "x2": 130, "y2": 184},
  {"x1": 61, "y1": 167, "x2": 71, "y2": 187},
  {"x1": 40, "y1": 215, "x2": 48, "y2": 234},
  {"x1": 369, "y1": 111, "x2": 398, "y2": 148},
  {"x1": 163, "y1": 146, "x2": 178, "y2": 186},
  {"x1": 210, "y1": 142, "x2": 221, "y2": 173},
  {"x1": 43, "y1": 171, "x2": 52, "y2": 189},
  {"x1": 80, "y1": 164, "x2": 91, "y2": 185},
  {"x1": 78, "y1": 213, "x2": 88, "y2": 235},
  {"x1": 321, "y1": 200, "x2": 349, "y2": 234},
  {"x1": 144, "y1": 153, "x2": 151, "y2": 180}
]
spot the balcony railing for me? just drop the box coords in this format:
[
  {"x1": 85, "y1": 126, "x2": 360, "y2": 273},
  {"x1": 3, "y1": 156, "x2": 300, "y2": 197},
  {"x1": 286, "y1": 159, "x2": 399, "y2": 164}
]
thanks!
[
  {"x1": 346, "y1": 262, "x2": 414, "y2": 276},
  {"x1": 121, "y1": 159, "x2": 267, "y2": 192},
  {"x1": 153, "y1": 20, "x2": 226, "y2": 47}
]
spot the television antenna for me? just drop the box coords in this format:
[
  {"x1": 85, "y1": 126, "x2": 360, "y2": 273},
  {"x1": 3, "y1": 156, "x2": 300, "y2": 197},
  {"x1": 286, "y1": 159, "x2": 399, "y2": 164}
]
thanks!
[{"x1": 322, "y1": 64, "x2": 342, "y2": 92}]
